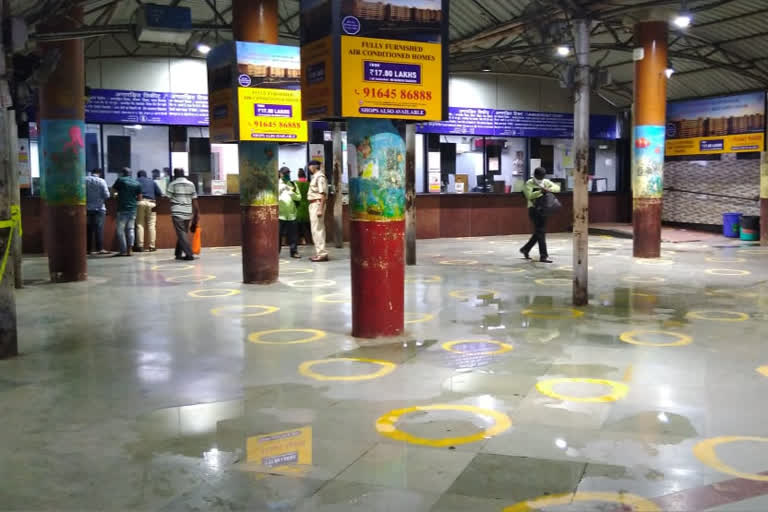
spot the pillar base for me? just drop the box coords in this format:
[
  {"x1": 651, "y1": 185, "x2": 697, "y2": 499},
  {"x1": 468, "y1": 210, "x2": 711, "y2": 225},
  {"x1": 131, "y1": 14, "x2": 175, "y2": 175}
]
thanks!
[
  {"x1": 633, "y1": 198, "x2": 662, "y2": 258},
  {"x1": 241, "y1": 205, "x2": 279, "y2": 284},
  {"x1": 46, "y1": 204, "x2": 87, "y2": 282},
  {"x1": 761, "y1": 198, "x2": 768, "y2": 246},
  {"x1": 351, "y1": 220, "x2": 405, "y2": 338}
]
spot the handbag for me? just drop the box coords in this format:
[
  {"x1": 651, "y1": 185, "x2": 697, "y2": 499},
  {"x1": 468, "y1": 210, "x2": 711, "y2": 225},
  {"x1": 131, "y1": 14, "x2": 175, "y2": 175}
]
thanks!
[
  {"x1": 535, "y1": 191, "x2": 562, "y2": 215},
  {"x1": 191, "y1": 225, "x2": 202, "y2": 255}
]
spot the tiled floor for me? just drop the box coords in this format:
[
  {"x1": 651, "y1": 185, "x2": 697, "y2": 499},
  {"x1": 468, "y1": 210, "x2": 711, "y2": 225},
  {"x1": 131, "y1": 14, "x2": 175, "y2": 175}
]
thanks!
[{"x1": 2, "y1": 233, "x2": 768, "y2": 511}]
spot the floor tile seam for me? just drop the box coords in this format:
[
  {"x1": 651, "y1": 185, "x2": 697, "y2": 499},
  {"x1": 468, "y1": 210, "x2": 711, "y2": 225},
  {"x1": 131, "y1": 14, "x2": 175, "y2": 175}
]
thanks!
[{"x1": 305, "y1": 441, "x2": 380, "y2": 500}]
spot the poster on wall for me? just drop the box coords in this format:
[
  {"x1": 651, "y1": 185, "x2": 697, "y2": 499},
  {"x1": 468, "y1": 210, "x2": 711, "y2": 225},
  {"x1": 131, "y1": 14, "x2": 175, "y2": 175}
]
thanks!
[
  {"x1": 86, "y1": 89, "x2": 210, "y2": 126},
  {"x1": 309, "y1": 144, "x2": 325, "y2": 169},
  {"x1": 666, "y1": 91, "x2": 765, "y2": 156}
]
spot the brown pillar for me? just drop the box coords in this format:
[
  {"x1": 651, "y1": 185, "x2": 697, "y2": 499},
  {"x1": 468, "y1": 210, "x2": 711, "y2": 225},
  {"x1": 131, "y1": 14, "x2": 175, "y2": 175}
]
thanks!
[
  {"x1": 233, "y1": 0, "x2": 280, "y2": 284},
  {"x1": 38, "y1": 8, "x2": 87, "y2": 281},
  {"x1": 632, "y1": 21, "x2": 667, "y2": 258}
]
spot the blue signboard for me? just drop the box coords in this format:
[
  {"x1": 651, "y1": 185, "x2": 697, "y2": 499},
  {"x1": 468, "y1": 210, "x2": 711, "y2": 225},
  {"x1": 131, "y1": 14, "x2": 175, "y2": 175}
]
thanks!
[
  {"x1": 417, "y1": 106, "x2": 619, "y2": 139},
  {"x1": 85, "y1": 88, "x2": 209, "y2": 126}
]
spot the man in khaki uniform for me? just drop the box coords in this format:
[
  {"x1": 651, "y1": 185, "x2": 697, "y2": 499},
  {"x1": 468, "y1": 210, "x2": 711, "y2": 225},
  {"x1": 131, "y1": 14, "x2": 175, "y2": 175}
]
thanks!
[{"x1": 307, "y1": 159, "x2": 329, "y2": 262}]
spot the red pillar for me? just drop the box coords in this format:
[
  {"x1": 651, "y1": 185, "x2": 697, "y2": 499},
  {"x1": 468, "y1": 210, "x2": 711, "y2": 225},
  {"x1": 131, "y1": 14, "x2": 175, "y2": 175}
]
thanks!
[
  {"x1": 632, "y1": 21, "x2": 668, "y2": 258},
  {"x1": 761, "y1": 152, "x2": 767, "y2": 245},
  {"x1": 38, "y1": 8, "x2": 87, "y2": 281},
  {"x1": 348, "y1": 119, "x2": 405, "y2": 338},
  {"x1": 232, "y1": 0, "x2": 280, "y2": 283}
]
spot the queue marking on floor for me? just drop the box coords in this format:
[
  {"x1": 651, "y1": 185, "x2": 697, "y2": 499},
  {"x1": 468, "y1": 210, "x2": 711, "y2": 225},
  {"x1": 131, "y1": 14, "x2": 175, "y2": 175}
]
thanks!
[
  {"x1": 706, "y1": 268, "x2": 751, "y2": 276},
  {"x1": 151, "y1": 264, "x2": 194, "y2": 271},
  {"x1": 521, "y1": 307, "x2": 584, "y2": 319},
  {"x1": 248, "y1": 328, "x2": 327, "y2": 345},
  {"x1": 284, "y1": 278, "x2": 336, "y2": 288},
  {"x1": 314, "y1": 292, "x2": 351, "y2": 304},
  {"x1": 619, "y1": 329, "x2": 693, "y2": 347},
  {"x1": 442, "y1": 340, "x2": 513, "y2": 356},
  {"x1": 448, "y1": 288, "x2": 498, "y2": 299},
  {"x1": 622, "y1": 276, "x2": 666, "y2": 284},
  {"x1": 188, "y1": 288, "x2": 241, "y2": 298},
  {"x1": 757, "y1": 366, "x2": 768, "y2": 377},
  {"x1": 686, "y1": 310, "x2": 749, "y2": 322},
  {"x1": 707, "y1": 257, "x2": 746, "y2": 263},
  {"x1": 404, "y1": 312, "x2": 434, "y2": 324},
  {"x1": 535, "y1": 378, "x2": 629, "y2": 403},
  {"x1": 694, "y1": 437, "x2": 768, "y2": 481},
  {"x1": 534, "y1": 278, "x2": 571, "y2": 287},
  {"x1": 405, "y1": 275, "x2": 442, "y2": 284},
  {"x1": 167, "y1": 274, "x2": 216, "y2": 283},
  {"x1": 279, "y1": 267, "x2": 314, "y2": 276},
  {"x1": 375, "y1": 404, "x2": 512, "y2": 447},
  {"x1": 298, "y1": 357, "x2": 396, "y2": 381},
  {"x1": 635, "y1": 258, "x2": 675, "y2": 266},
  {"x1": 438, "y1": 259, "x2": 479, "y2": 266},
  {"x1": 503, "y1": 491, "x2": 660, "y2": 512},
  {"x1": 486, "y1": 267, "x2": 526, "y2": 274},
  {"x1": 211, "y1": 304, "x2": 279, "y2": 318}
]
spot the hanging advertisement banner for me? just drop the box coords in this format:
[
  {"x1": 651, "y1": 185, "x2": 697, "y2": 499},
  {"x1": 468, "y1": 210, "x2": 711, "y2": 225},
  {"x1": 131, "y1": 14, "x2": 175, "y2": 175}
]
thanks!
[
  {"x1": 665, "y1": 91, "x2": 765, "y2": 156},
  {"x1": 300, "y1": 36, "x2": 336, "y2": 120}
]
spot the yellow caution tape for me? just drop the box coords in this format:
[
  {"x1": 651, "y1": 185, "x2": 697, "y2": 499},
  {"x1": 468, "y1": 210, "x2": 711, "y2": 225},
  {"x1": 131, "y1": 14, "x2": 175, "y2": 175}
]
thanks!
[{"x1": 0, "y1": 205, "x2": 22, "y2": 285}]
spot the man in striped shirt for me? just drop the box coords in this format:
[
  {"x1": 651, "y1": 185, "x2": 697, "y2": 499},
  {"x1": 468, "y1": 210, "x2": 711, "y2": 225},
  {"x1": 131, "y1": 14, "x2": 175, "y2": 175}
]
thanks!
[{"x1": 166, "y1": 168, "x2": 199, "y2": 261}]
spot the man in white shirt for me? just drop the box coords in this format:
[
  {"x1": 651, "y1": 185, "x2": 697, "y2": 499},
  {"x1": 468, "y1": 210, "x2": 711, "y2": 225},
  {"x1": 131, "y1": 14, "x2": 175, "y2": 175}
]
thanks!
[{"x1": 165, "y1": 168, "x2": 199, "y2": 261}]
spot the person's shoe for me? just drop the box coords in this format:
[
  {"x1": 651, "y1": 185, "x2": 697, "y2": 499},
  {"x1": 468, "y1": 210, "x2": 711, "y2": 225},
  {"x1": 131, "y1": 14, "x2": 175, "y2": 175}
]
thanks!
[
  {"x1": 539, "y1": 257, "x2": 553, "y2": 263},
  {"x1": 148, "y1": 248, "x2": 157, "y2": 252},
  {"x1": 291, "y1": 253, "x2": 301, "y2": 259},
  {"x1": 520, "y1": 248, "x2": 531, "y2": 260},
  {"x1": 134, "y1": 247, "x2": 144, "y2": 253},
  {"x1": 112, "y1": 253, "x2": 130, "y2": 257},
  {"x1": 87, "y1": 251, "x2": 93, "y2": 256},
  {"x1": 183, "y1": 256, "x2": 195, "y2": 261},
  {"x1": 98, "y1": 250, "x2": 110, "y2": 255},
  {"x1": 310, "y1": 255, "x2": 329, "y2": 262}
]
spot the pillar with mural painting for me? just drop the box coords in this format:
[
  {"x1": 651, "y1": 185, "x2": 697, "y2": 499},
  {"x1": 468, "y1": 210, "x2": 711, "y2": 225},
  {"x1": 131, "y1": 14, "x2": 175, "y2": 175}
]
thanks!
[
  {"x1": 38, "y1": 7, "x2": 87, "y2": 281},
  {"x1": 632, "y1": 20, "x2": 668, "y2": 258},
  {"x1": 761, "y1": 152, "x2": 768, "y2": 246}
]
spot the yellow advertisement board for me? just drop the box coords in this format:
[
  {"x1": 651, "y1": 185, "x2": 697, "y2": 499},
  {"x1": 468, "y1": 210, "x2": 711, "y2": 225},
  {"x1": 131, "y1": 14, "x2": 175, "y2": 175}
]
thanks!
[
  {"x1": 246, "y1": 426, "x2": 312, "y2": 476},
  {"x1": 209, "y1": 88, "x2": 237, "y2": 143},
  {"x1": 237, "y1": 87, "x2": 308, "y2": 142},
  {"x1": 665, "y1": 133, "x2": 764, "y2": 156},
  {"x1": 300, "y1": 36, "x2": 335, "y2": 121},
  {"x1": 340, "y1": 35, "x2": 442, "y2": 121}
]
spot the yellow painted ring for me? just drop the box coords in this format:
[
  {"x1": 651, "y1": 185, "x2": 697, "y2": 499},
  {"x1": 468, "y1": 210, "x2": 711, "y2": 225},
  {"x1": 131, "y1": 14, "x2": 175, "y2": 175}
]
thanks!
[
  {"x1": 448, "y1": 288, "x2": 498, "y2": 299},
  {"x1": 284, "y1": 278, "x2": 337, "y2": 288},
  {"x1": 694, "y1": 436, "x2": 768, "y2": 482},
  {"x1": 534, "y1": 278, "x2": 571, "y2": 287},
  {"x1": 738, "y1": 248, "x2": 768, "y2": 254},
  {"x1": 463, "y1": 250, "x2": 495, "y2": 255},
  {"x1": 279, "y1": 267, "x2": 314, "y2": 276},
  {"x1": 757, "y1": 366, "x2": 768, "y2": 376},
  {"x1": 706, "y1": 268, "x2": 751, "y2": 276},
  {"x1": 188, "y1": 288, "x2": 241, "y2": 298},
  {"x1": 536, "y1": 378, "x2": 629, "y2": 403},
  {"x1": 299, "y1": 357, "x2": 396, "y2": 381},
  {"x1": 622, "y1": 276, "x2": 666, "y2": 284},
  {"x1": 486, "y1": 267, "x2": 526, "y2": 274},
  {"x1": 635, "y1": 258, "x2": 674, "y2": 266},
  {"x1": 405, "y1": 275, "x2": 443, "y2": 283},
  {"x1": 557, "y1": 265, "x2": 594, "y2": 271},
  {"x1": 442, "y1": 340, "x2": 513, "y2": 356},
  {"x1": 166, "y1": 274, "x2": 216, "y2": 283},
  {"x1": 314, "y1": 292, "x2": 351, "y2": 303},
  {"x1": 248, "y1": 328, "x2": 327, "y2": 345},
  {"x1": 706, "y1": 288, "x2": 759, "y2": 298},
  {"x1": 150, "y1": 264, "x2": 195, "y2": 271},
  {"x1": 686, "y1": 310, "x2": 749, "y2": 322},
  {"x1": 375, "y1": 404, "x2": 512, "y2": 447},
  {"x1": 619, "y1": 329, "x2": 693, "y2": 347},
  {"x1": 706, "y1": 257, "x2": 746, "y2": 263},
  {"x1": 591, "y1": 242, "x2": 622, "y2": 249},
  {"x1": 439, "y1": 259, "x2": 479, "y2": 265},
  {"x1": 404, "y1": 312, "x2": 434, "y2": 324},
  {"x1": 503, "y1": 491, "x2": 660, "y2": 512},
  {"x1": 521, "y1": 307, "x2": 584, "y2": 319},
  {"x1": 211, "y1": 304, "x2": 279, "y2": 318}
]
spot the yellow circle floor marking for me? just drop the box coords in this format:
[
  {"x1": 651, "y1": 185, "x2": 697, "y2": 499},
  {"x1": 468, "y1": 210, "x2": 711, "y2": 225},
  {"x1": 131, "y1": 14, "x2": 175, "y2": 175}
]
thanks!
[
  {"x1": 442, "y1": 340, "x2": 513, "y2": 356},
  {"x1": 706, "y1": 268, "x2": 751, "y2": 276},
  {"x1": 738, "y1": 248, "x2": 768, "y2": 254},
  {"x1": 438, "y1": 259, "x2": 479, "y2": 265},
  {"x1": 706, "y1": 288, "x2": 760, "y2": 298},
  {"x1": 375, "y1": 404, "x2": 512, "y2": 447},
  {"x1": 167, "y1": 274, "x2": 216, "y2": 283},
  {"x1": 503, "y1": 491, "x2": 660, "y2": 512},
  {"x1": 557, "y1": 265, "x2": 594, "y2": 271},
  {"x1": 405, "y1": 275, "x2": 442, "y2": 283},
  {"x1": 534, "y1": 278, "x2": 571, "y2": 287},
  {"x1": 622, "y1": 276, "x2": 666, "y2": 284},
  {"x1": 151, "y1": 264, "x2": 195, "y2": 271},
  {"x1": 279, "y1": 259, "x2": 291, "y2": 264},
  {"x1": 404, "y1": 312, "x2": 434, "y2": 324},
  {"x1": 619, "y1": 329, "x2": 693, "y2": 347},
  {"x1": 522, "y1": 307, "x2": 584, "y2": 319},
  {"x1": 635, "y1": 258, "x2": 674, "y2": 266},
  {"x1": 314, "y1": 292, "x2": 350, "y2": 303},
  {"x1": 694, "y1": 437, "x2": 768, "y2": 482},
  {"x1": 463, "y1": 250, "x2": 495, "y2": 255},
  {"x1": 211, "y1": 304, "x2": 279, "y2": 318},
  {"x1": 536, "y1": 378, "x2": 629, "y2": 403},
  {"x1": 686, "y1": 310, "x2": 749, "y2": 322},
  {"x1": 486, "y1": 267, "x2": 526, "y2": 274},
  {"x1": 449, "y1": 288, "x2": 499, "y2": 299},
  {"x1": 279, "y1": 267, "x2": 314, "y2": 276},
  {"x1": 248, "y1": 328, "x2": 327, "y2": 345},
  {"x1": 706, "y1": 256, "x2": 746, "y2": 263},
  {"x1": 756, "y1": 365, "x2": 768, "y2": 377},
  {"x1": 299, "y1": 357, "x2": 396, "y2": 381},
  {"x1": 188, "y1": 288, "x2": 241, "y2": 298},
  {"x1": 284, "y1": 279, "x2": 336, "y2": 288},
  {"x1": 591, "y1": 242, "x2": 622, "y2": 249}
]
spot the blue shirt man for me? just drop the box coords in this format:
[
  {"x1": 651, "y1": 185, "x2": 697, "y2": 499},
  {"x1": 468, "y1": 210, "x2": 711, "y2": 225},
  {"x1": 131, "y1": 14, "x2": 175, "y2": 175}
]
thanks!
[
  {"x1": 135, "y1": 170, "x2": 163, "y2": 252},
  {"x1": 85, "y1": 170, "x2": 110, "y2": 254}
]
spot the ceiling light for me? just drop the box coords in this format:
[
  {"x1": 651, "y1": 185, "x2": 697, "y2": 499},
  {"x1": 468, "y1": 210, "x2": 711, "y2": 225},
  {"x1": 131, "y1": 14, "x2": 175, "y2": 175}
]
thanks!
[
  {"x1": 197, "y1": 43, "x2": 211, "y2": 54},
  {"x1": 673, "y1": 14, "x2": 691, "y2": 28},
  {"x1": 556, "y1": 46, "x2": 571, "y2": 57},
  {"x1": 481, "y1": 62, "x2": 492, "y2": 72}
]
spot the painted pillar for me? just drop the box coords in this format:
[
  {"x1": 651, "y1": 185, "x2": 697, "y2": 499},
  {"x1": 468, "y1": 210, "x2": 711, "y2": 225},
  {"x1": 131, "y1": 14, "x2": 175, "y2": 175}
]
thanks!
[
  {"x1": 405, "y1": 123, "x2": 416, "y2": 266},
  {"x1": 38, "y1": 7, "x2": 87, "y2": 282},
  {"x1": 632, "y1": 21, "x2": 668, "y2": 258},
  {"x1": 348, "y1": 119, "x2": 406, "y2": 338},
  {"x1": 332, "y1": 122, "x2": 344, "y2": 248},
  {"x1": 572, "y1": 18, "x2": 590, "y2": 306},
  {"x1": 761, "y1": 152, "x2": 768, "y2": 246},
  {"x1": 233, "y1": 0, "x2": 280, "y2": 284}
]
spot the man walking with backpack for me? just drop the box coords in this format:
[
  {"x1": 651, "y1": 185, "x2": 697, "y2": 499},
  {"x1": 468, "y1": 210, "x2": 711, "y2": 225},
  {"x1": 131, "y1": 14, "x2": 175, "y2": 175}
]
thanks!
[{"x1": 520, "y1": 167, "x2": 561, "y2": 263}]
